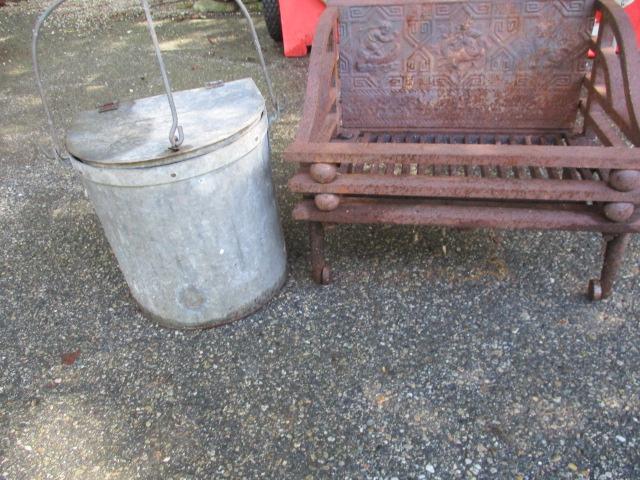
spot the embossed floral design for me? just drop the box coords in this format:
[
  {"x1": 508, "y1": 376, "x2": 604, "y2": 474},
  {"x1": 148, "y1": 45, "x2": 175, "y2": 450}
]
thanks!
[
  {"x1": 440, "y1": 19, "x2": 486, "y2": 74},
  {"x1": 355, "y1": 21, "x2": 400, "y2": 72},
  {"x1": 520, "y1": 18, "x2": 584, "y2": 68}
]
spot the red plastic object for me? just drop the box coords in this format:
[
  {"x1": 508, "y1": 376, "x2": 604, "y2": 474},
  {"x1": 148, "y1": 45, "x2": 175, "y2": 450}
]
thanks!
[
  {"x1": 279, "y1": 0, "x2": 326, "y2": 57},
  {"x1": 625, "y1": 0, "x2": 640, "y2": 49}
]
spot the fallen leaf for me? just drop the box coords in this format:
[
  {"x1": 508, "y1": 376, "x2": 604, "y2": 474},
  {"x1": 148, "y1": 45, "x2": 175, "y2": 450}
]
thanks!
[
  {"x1": 375, "y1": 393, "x2": 390, "y2": 407},
  {"x1": 61, "y1": 349, "x2": 81, "y2": 366}
]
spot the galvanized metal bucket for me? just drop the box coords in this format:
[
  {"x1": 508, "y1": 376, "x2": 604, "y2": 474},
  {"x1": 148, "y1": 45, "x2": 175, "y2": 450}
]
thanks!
[{"x1": 33, "y1": 0, "x2": 287, "y2": 329}]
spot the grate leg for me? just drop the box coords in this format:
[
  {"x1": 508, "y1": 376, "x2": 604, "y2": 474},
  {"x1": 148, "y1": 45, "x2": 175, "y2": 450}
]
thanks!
[
  {"x1": 588, "y1": 233, "x2": 632, "y2": 300},
  {"x1": 310, "y1": 222, "x2": 331, "y2": 285}
]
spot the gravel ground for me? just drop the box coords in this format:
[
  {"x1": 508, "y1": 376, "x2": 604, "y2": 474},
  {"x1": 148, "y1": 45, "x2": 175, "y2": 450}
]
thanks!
[{"x1": 1, "y1": 2, "x2": 639, "y2": 479}]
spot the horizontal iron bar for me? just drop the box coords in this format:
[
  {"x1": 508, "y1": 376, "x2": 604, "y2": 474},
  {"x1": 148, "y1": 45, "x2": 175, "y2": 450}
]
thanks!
[
  {"x1": 285, "y1": 142, "x2": 640, "y2": 169},
  {"x1": 290, "y1": 173, "x2": 638, "y2": 202},
  {"x1": 292, "y1": 199, "x2": 640, "y2": 233},
  {"x1": 348, "y1": 127, "x2": 572, "y2": 135}
]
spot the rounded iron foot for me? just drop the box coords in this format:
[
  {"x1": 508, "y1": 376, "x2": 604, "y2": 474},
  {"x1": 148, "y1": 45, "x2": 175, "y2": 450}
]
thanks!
[
  {"x1": 312, "y1": 265, "x2": 332, "y2": 285},
  {"x1": 588, "y1": 279, "x2": 603, "y2": 301},
  {"x1": 321, "y1": 265, "x2": 332, "y2": 285}
]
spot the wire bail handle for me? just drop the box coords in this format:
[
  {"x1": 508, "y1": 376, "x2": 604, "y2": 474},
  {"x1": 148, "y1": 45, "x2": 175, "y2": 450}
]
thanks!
[
  {"x1": 140, "y1": 0, "x2": 183, "y2": 151},
  {"x1": 32, "y1": 0, "x2": 279, "y2": 160}
]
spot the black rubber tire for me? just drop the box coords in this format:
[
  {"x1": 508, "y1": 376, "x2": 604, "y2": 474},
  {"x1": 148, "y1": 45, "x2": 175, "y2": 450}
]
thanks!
[{"x1": 263, "y1": 0, "x2": 283, "y2": 42}]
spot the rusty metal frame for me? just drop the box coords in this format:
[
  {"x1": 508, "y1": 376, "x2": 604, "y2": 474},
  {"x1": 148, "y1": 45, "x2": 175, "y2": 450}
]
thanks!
[{"x1": 285, "y1": 0, "x2": 640, "y2": 298}]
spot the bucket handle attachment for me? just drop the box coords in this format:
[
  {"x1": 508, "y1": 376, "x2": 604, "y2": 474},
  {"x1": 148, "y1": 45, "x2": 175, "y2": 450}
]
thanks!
[{"x1": 32, "y1": 0, "x2": 279, "y2": 161}]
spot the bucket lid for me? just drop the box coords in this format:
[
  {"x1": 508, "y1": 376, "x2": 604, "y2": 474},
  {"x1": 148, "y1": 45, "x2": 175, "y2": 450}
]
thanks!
[{"x1": 65, "y1": 78, "x2": 265, "y2": 168}]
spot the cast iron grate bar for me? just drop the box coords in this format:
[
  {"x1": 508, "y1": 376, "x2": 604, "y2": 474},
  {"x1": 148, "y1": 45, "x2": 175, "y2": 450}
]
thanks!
[{"x1": 331, "y1": 131, "x2": 602, "y2": 182}]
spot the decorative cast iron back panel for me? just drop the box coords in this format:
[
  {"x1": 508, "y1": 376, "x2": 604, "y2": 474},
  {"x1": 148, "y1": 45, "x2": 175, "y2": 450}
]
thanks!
[{"x1": 338, "y1": 0, "x2": 595, "y2": 130}]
